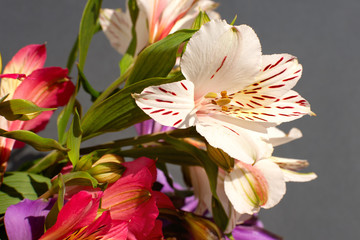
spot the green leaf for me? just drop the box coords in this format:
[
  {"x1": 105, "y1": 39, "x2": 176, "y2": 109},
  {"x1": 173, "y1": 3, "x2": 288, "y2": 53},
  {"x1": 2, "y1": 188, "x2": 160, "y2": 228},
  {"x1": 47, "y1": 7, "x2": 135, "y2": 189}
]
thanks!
[
  {"x1": 77, "y1": 65, "x2": 100, "y2": 100},
  {"x1": 126, "y1": 29, "x2": 196, "y2": 86},
  {"x1": 0, "y1": 129, "x2": 68, "y2": 152},
  {"x1": 163, "y1": 135, "x2": 229, "y2": 231},
  {"x1": 66, "y1": 36, "x2": 79, "y2": 74},
  {"x1": 81, "y1": 73, "x2": 184, "y2": 140},
  {"x1": 52, "y1": 171, "x2": 99, "y2": 190},
  {"x1": 126, "y1": 0, "x2": 139, "y2": 57},
  {"x1": 0, "y1": 172, "x2": 51, "y2": 214},
  {"x1": 26, "y1": 151, "x2": 66, "y2": 174},
  {"x1": 45, "y1": 173, "x2": 65, "y2": 230},
  {"x1": 0, "y1": 99, "x2": 56, "y2": 121},
  {"x1": 191, "y1": 11, "x2": 211, "y2": 30},
  {"x1": 67, "y1": 109, "x2": 82, "y2": 166},
  {"x1": 117, "y1": 146, "x2": 202, "y2": 166},
  {"x1": 78, "y1": 0, "x2": 103, "y2": 70},
  {"x1": 119, "y1": 53, "x2": 134, "y2": 75}
]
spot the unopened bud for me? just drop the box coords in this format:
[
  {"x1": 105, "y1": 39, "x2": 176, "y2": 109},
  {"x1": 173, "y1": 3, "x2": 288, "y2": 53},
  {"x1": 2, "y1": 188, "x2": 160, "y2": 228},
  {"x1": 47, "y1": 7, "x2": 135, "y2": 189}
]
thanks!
[
  {"x1": 88, "y1": 162, "x2": 125, "y2": 183},
  {"x1": 207, "y1": 143, "x2": 234, "y2": 172}
]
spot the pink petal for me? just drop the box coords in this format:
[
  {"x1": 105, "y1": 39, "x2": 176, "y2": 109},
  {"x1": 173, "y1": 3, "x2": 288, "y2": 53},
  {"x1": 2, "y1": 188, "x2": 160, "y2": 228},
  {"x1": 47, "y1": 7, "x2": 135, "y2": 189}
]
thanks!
[
  {"x1": 102, "y1": 167, "x2": 153, "y2": 219},
  {"x1": 11, "y1": 67, "x2": 75, "y2": 133},
  {"x1": 40, "y1": 191, "x2": 102, "y2": 240},
  {"x1": 122, "y1": 157, "x2": 157, "y2": 183},
  {"x1": 3, "y1": 44, "x2": 46, "y2": 76},
  {"x1": 152, "y1": 191, "x2": 175, "y2": 210},
  {"x1": 13, "y1": 67, "x2": 74, "y2": 107}
]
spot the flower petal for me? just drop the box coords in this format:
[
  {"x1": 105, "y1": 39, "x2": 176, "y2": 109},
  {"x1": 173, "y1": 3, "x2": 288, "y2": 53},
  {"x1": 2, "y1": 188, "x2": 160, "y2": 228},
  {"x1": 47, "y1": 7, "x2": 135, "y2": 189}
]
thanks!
[
  {"x1": 40, "y1": 191, "x2": 102, "y2": 240},
  {"x1": 5, "y1": 199, "x2": 55, "y2": 240},
  {"x1": 100, "y1": 8, "x2": 148, "y2": 55},
  {"x1": 134, "y1": 79, "x2": 196, "y2": 128},
  {"x1": 3, "y1": 44, "x2": 46, "y2": 76},
  {"x1": 181, "y1": 20, "x2": 261, "y2": 99},
  {"x1": 229, "y1": 90, "x2": 312, "y2": 123},
  {"x1": 232, "y1": 54, "x2": 303, "y2": 107},
  {"x1": 281, "y1": 169, "x2": 317, "y2": 182},
  {"x1": 267, "y1": 127, "x2": 302, "y2": 147},
  {"x1": 11, "y1": 67, "x2": 75, "y2": 133},
  {"x1": 224, "y1": 160, "x2": 285, "y2": 214},
  {"x1": 196, "y1": 115, "x2": 273, "y2": 163},
  {"x1": 255, "y1": 160, "x2": 286, "y2": 209}
]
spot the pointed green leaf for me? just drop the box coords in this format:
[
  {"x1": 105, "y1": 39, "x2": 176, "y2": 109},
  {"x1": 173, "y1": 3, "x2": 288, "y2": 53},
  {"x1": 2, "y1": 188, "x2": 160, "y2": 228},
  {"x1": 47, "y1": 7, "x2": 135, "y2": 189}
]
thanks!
[
  {"x1": 117, "y1": 146, "x2": 202, "y2": 166},
  {"x1": 163, "y1": 135, "x2": 229, "y2": 231},
  {"x1": 119, "y1": 53, "x2": 134, "y2": 75},
  {"x1": 45, "y1": 173, "x2": 65, "y2": 230},
  {"x1": 78, "y1": 0, "x2": 103, "y2": 70},
  {"x1": 0, "y1": 99, "x2": 56, "y2": 121},
  {"x1": 52, "y1": 171, "x2": 99, "y2": 189},
  {"x1": 67, "y1": 109, "x2": 82, "y2": 166},
  {"x1": 126, "y1": 29, "x2": 196, "y2": 86},
  {"x1": 77, "y1": 65, "x2": 100, "y2": 100},
  {"x1": 66, "y1": 36, "x2": 79, "y2": 74},
  {"x1": 191, "y1": 11, "x2": 211, "y2": 30},
  {"x1": 81, "y1": 73, "x2": 184, "y2": 140},
  {"x1": 0, "y1": 129, "x2": 68, "y2": 152},
  {"x1": 0, "y1": 172, "x2": 51, "y2": 214},
  {"x1": 27, "y1": 151, "x2": 66, "y2": 174}
]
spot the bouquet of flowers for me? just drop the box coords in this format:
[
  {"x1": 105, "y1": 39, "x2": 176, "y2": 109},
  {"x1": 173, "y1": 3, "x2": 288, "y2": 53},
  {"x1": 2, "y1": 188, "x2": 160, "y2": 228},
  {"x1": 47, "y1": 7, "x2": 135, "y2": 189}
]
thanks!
[{"x1": 0, "y1": 0, "x2": 317, "y2": 239}]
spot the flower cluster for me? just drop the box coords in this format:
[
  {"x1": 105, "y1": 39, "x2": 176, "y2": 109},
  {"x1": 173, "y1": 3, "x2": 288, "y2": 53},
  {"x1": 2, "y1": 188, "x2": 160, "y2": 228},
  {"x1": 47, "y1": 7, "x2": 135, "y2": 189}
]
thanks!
[{"x1": 1, "y1": 0, "x2": 316, "y2": 239}]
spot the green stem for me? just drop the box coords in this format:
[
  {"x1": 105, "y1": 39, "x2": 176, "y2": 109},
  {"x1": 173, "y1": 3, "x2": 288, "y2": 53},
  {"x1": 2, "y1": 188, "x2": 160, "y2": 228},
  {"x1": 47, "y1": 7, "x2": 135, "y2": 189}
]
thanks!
[
  {"x1": 80, "y1": 127, "x2": 199, "y2": 154},
  {"x1": 92, "y1": 64, "x2": 134, "y2": 104}
]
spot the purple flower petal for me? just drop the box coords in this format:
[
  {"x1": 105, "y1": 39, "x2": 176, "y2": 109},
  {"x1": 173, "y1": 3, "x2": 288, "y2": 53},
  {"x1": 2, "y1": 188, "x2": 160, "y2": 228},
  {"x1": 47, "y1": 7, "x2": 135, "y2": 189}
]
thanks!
[
  {"x1": 135, "y1": 119, "x2": 173, "y2": 136},
  {"x1": 5, "y1": 198, "x2": 55, "y2": 240}
]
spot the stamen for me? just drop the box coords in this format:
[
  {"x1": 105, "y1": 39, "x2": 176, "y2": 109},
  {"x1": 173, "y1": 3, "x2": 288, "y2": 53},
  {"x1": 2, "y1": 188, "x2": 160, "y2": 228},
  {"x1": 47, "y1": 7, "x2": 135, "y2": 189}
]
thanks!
[
  {"x1": 221, "y1": 91, "x2": 228, "y2": 98},
  {"x1": 204, "y1": 92, "x2": 218, "y2": 98},
  {"x1": 216, "y1": 98, "x2": 231, "y2": 106}
]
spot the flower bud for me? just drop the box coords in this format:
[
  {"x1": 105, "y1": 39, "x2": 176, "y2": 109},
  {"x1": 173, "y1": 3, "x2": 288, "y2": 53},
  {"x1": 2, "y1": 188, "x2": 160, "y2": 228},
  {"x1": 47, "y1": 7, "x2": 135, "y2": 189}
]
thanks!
[
  {"x1": 88, "y1": 162, "x2": 125, "y2": 183},
  {"x1": 159, "y1": 209, "x2": 224, "y2": 239},
  {"x1": 207, "y1": 143, "x2": 234, "y2": 172}
]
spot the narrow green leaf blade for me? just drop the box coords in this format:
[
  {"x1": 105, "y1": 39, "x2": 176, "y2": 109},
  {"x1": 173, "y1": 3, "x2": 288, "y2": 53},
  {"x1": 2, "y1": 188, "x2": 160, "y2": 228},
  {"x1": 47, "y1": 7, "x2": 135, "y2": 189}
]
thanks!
[
  {"x1": 78, "y1": 0, "x2": 103, "y2": 70},
  {"x1": 126, "y1": 29, "x2": 196, "y2": 86},
  {"x1": 77, "y1": 65, "x2": 100, "y2": 100},
  {"x1": 0, "y1": 172, "x2": 51, "y2": 214},
  {"x1": 0, "y1": 99, "x2": 56, "y2": 121},
  {"x1": 164, "y1": 135, "x2": 229, "y2": 231},
  {"x1": 0, "y1": 129, "x2": 68, "y2": 152},
  {"x1": 66, "y1": 36, "x2": 79, "y2": 74},
  {"x1": 67, "y1": 109, "x2": 83, "y2": 166},
  {"x1": 81, "y1": 73, "x2": 184, "y2": 140}
]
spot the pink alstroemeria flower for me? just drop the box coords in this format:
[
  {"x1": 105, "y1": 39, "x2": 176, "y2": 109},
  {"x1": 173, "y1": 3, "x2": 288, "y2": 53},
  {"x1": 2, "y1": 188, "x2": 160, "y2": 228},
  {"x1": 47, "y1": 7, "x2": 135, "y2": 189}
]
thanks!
[
  {"x1": 0, "y1": 44, "x2": 75, "y2": 175},
  {"x1": 100, "y1": 0, "x2": 219, "y2": 55},
  {"x1": 5, "y1": 192, "x2": 128, "y2": 240},
  {"x1": 101, "y1": 157, "x2": 174, "y2": 239},
  {"x1": 134, "y1": 20, "x2": 313, "y2": 162}
]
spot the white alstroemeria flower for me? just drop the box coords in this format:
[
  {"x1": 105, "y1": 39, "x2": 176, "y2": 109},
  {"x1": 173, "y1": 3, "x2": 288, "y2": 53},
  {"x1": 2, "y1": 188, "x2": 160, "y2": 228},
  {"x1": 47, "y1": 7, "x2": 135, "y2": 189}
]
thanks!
[
  {"x1": 188, "y1": 127, "x2": 316, "y2": 232},
  {"x1": 134, "y1": 20, "x2": 312, "y2": 161},
  {"x1": 100, "y1": 0, "x2": 219, "y2": 54}
]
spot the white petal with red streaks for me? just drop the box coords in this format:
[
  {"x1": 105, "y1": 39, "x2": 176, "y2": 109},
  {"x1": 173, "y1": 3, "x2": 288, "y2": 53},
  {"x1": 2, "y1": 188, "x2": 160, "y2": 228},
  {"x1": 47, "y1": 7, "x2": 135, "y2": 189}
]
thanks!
[
  {"x1": 181, "y1": 20, "x2": 261, "y2": 100},
  {"x1": 133, "y1": 80, "x2": 196, "y2": 128},
  {"x1": 195, "y1": 115, "x2": 272, "y2": 163},
  {"x1": 231, "y1": 54, "x2": 302, "y2": 108},
  {"x1": 229, "y1": 90, "x2": 312, "y2": 123},
  {"x1": 100, "y1": 8, "x2": 148, "y2": 55}
]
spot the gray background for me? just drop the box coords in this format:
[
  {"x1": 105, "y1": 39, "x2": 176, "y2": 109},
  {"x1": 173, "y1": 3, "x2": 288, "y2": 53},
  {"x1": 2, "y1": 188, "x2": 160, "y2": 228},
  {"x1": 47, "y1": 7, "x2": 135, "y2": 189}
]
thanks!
[{"x1": 1, "y1": 0, "x2": 359, "y2": 239}]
